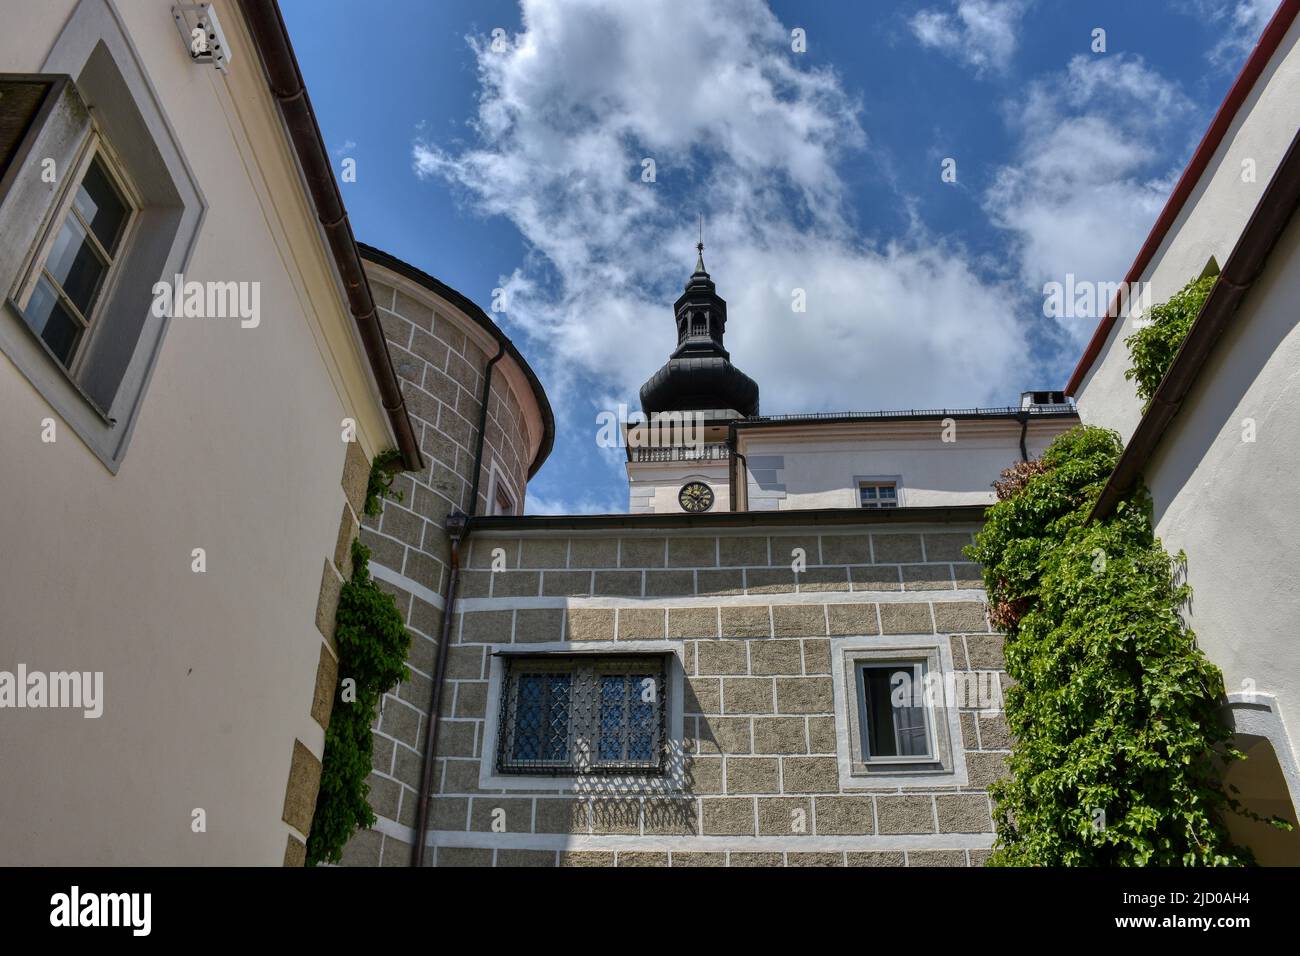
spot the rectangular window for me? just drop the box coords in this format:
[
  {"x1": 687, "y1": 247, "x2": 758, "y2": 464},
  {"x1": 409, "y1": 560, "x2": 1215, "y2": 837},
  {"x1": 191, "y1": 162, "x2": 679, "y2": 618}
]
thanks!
[
  {"x1": 493, "y1": 482, "x2": 516, "y2": 516},
  {"x1": 857, "y1": 662, "x2": 932, "y2": 761},
  {"x1": 17, "y1": 139, "x2": 135, "y2": 372},
  {"x1": 859, "y1": 481, "x2": 898, "y2": 508},
  {"x1": 496, "y1": 655, "x2": 667, "y2": 775}
]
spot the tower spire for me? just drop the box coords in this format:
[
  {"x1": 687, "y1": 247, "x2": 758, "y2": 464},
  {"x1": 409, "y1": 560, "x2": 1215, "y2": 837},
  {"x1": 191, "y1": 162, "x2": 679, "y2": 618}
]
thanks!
[{"x1": 695, "y1": 214, "x2": 706, "y2": 274}]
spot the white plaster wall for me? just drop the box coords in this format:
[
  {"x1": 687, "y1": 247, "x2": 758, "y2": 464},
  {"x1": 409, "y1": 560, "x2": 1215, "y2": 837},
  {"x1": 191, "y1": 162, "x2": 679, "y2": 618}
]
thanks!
[
  {"x1": 1144, "y1": 212, "x2": 1300, "y2": 775},
  {"x1": 627, "y1": 461, "x2": 731, "y2": 513},
  {"x1": 738, "y1": 420, "x2": 1075, "y2": 510},
  {"x1": 0, "y1": 1, "x2": 390, "y2": 864},
  {"x1": 1074, "y1": 18, "x2": 1300, "y2": 439}
]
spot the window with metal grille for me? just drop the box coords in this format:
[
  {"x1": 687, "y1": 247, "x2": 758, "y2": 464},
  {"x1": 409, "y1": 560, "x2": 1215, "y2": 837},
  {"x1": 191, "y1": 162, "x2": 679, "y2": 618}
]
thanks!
[
  {"x1": 496, "y1": 655, "x2": 668, "y2": 775},
  {"x1": 858, "y1": 481, "x2": 899, "y2": 508}
]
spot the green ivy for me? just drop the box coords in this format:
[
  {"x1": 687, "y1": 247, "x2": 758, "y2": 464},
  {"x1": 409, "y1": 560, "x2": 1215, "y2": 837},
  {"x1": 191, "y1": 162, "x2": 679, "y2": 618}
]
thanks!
[
  {"x1": 1124, "y1": 274, "x2": 1216, "y2": 410},
  {"x1": 306, "y1": 455, "x2": 412, "y2": 866},
  {"x1": 967, "y1": 425, "x2": 1286, "y2": 866},
  {"x1": 364, "y1": 448, "x2": 405, "y2": 517}
]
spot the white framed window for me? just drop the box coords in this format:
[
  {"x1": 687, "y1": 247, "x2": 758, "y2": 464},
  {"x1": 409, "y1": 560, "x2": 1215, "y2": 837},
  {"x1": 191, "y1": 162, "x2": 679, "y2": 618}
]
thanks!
[
  {"x1": 478, "y1": 641, "x2": 688, "y2": 792},
  {"x1": 14, "y1": 133, "x2": 138, "y2": 377},
  {"x1": 495, "y1": 654, "x2": 668, "y2": 775},
  {"x1": 0, "y1": 3, "x2": 206, "y2": 472},
  {"x1": 856, "y1": 661, "x2": 934, "y2": 762},
  {"x1": 857, "y1": 477, "x2": 901, "y2": 508},
  {"x1": 485, "y1": 460, "x2": 517, "y2": 515},
  {"x1": 831, "y1": 637, "x2": 968, "y2": 789}
]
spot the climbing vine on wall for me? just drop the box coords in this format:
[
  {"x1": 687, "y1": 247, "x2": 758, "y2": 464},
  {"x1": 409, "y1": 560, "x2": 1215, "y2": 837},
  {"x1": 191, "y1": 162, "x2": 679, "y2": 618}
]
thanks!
[
  {"x1": 967, "y1": 425, "x2": 1284, "y2": 865},
  {"x1": 1123, "y1": 273, "x2": 1216, "y2": 410},
  {"x1": 306, "y1": 453, "x2": 412, "y2": 866}
]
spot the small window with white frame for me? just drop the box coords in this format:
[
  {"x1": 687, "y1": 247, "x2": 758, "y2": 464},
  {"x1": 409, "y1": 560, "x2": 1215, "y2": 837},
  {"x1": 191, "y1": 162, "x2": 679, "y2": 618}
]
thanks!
[
  {"x1": 835, "y1": 641, "x2": 966, "y2": 787},
  {"x1": 493, "y1": 482, "x2": 516, "y2": 516},
  {"x1": 856, "y1": 661, "x2": 933, "y2": 761},
  {"x1": 485, "y1": 460, "x2": 517, "y2": 515},
  {"x1": 15, "y1": 133, "x2": 137, "y2": 375},
  {"x1": 858, "y1": 479, "x2": 899, "y2": 508}
]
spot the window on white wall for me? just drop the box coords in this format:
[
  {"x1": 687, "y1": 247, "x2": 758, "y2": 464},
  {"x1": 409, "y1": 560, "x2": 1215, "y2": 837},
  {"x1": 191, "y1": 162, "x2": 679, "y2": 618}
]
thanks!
[
  {"x1": 15, "y1": 137, "x2": 137, "y2": 374},
  {"x1": 858, "y1": 480, "x2": 899, "y2": 508},
  {"x1": 0, "y1": 2, "x2": 206, "y2": 472}
]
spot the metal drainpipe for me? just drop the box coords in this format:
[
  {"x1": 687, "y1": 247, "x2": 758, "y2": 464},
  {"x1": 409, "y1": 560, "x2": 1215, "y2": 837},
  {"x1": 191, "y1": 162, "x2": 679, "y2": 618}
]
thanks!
[
  {"x1": 1016, "y1": 410, "x2": 1030, "y2": 462},
  {"x1": 727, "y1": 422, "x2": 749, "y2": 512},
  {"x1": 412, "y1": 342, "x2": 507, "y2": 866}
]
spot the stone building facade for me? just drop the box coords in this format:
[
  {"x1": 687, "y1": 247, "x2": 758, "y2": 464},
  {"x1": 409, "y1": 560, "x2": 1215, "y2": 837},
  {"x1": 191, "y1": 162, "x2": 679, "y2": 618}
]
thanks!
[
  {"x1": 336, "y1": 249, "x2": 552, "y2": 866},
  {"x1": 422, "y1": 517, "x2": 1007, "y2": 866}
]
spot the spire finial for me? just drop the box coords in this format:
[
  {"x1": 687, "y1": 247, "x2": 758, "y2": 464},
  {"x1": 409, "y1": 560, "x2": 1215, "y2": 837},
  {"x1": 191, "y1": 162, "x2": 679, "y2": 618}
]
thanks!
[{"x1": 694, "y1": 213, "x2": 706, "y2": 274}]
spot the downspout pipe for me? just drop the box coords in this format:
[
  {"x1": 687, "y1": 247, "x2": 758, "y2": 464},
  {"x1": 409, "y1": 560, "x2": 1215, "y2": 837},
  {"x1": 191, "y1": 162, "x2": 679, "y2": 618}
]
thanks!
[
  {"x1": 1015, "y1": 410, "x2": 1030, "y2": 463},
  {"x1": 412, "y1": 343, "x2": 506, "y2": 865},
  {"x1": 727, "y1": 421, "x2": 748, "y2": 513}
]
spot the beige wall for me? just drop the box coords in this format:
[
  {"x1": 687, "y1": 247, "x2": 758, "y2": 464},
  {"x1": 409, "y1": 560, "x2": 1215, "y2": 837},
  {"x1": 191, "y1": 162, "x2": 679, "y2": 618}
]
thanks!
[
  {"x1": 0, "y1": 0, "x2": 393, "y2": 864},
  {"x1": 1074, "y1": 18, "x2": 1300, "y2": 437},
  {"x1": 417, "y1": 524, "x2": 1006, "y2": 867}
]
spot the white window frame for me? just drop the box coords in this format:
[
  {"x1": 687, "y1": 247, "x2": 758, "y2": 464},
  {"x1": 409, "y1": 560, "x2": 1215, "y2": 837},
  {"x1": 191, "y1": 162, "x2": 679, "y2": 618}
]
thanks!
[
  {"x1": 495, "y1": 655, "x2": 668, "y2": 775},
  {"x1": 479, "y1": 641, "x2": 688, "y2": 793},
  {"x1": 855, "y1": 475, "x2": 903, "y2": 509},
  {"x1": 13, "y1": 128, "x2": 141, "y2": 381},
  {"x1": 0, "y1": 0, "x2": 207, "y2": 473},
  {"x1": 831, "y1": 636, "x2": 968, "y2": 789},
  {"x1": 485, "y1": 459, "x2": 517, "y2": 516},
  {"x1": 855, "y1": 660, "x2": 937, "y2": 764}
]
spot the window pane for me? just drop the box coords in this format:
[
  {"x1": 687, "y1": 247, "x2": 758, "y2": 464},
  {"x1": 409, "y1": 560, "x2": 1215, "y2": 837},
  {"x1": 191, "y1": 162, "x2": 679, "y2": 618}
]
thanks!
[
  {"x1": 861, "y1": 665, "x2": 930, "y2": 759},
  {"x1": 598, "y1": 676, "x2": 626, "y2": 761},
  {"x1": 74, "y1": 159, "x2": 128, "y2": 254},
  {"x1": 879, "y1": 486, "x2": 896, "y2": 499},
  {"x1": 511, "y1": 673, "x2": 570, "y2": 762},
  {"x1": 25, "y1": 276, "x2": 81, "y2": 365},
  {"x1": 860, "y1": 486, "x2": 877, "y2": 499},
  {"x1": 46, "y1": 212, "x2": 106, "y2": 315},
  {"x1": 597, "y1": 673, "x2": 657, "y2": 763},
  {"x1": 627, "y1": 674, "x2": 655, "y2": 761}
]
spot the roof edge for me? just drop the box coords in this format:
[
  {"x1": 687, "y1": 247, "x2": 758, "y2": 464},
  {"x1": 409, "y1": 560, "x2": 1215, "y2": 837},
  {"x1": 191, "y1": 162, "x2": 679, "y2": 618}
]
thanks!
[
  {"x1": 471, "y1": 504, "x2": 990, "y2": 532},
  {"x1": 237, "y1": 0, "x2": 423, "y2": 472},
  {"x1": 357, "y1": 242, "x2": 556, "y2": 479},
  {"x1": 1091, "y1": 126, "x2": 1300, "y2": 521},
  {"x1": 1065, "y1": 0, "x2": 1300, "y2": 396}
]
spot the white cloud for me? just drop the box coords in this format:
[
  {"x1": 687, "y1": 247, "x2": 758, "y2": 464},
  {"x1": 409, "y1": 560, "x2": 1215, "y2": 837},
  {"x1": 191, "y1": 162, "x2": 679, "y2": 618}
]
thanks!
[
  {"x1": 525, "y1": 491, "x2": 623, "y2": 515},
  {"x1": 416, "y1": 0, "x2": 1036, "y2": 508},
  {"x1": 1181, "y1": 0, "x2": 1280, "y2": 68},
  {"x1": 910, "y1": 1, "x2": 1029, "y2": 75},
  {"x1": 985, "y1": 55, "x2": 1194, "y2": 342}
]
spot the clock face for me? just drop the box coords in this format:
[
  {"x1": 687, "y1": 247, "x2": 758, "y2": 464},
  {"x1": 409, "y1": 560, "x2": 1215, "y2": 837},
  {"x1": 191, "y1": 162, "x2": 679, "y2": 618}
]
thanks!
[{"x1": 679, "y1": 481, "x2": 714, "y2": 513}]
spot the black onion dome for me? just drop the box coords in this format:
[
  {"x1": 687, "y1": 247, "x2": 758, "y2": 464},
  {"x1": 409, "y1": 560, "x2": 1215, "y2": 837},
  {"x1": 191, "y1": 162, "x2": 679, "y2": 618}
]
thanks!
[{"x1": 638, "y1": 245, "x2": 760, "y2": 417}]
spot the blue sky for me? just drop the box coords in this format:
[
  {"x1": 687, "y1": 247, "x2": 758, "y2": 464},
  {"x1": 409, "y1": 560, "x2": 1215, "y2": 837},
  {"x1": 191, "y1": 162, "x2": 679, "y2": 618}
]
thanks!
[{"x1": 281, "y1": 0, "x2": 1280, "y2": 514}]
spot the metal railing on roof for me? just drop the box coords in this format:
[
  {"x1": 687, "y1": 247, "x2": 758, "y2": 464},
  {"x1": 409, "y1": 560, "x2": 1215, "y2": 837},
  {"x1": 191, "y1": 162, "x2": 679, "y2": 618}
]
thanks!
[
  {"x1": 743, "y1": 404, "x2": 1076, "y2": 423},
  {"x1": 630, "y1": 444, "x2": 731, "y2": 462}
]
